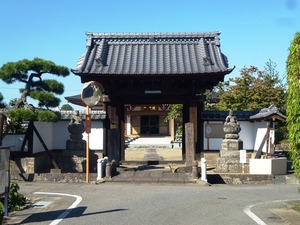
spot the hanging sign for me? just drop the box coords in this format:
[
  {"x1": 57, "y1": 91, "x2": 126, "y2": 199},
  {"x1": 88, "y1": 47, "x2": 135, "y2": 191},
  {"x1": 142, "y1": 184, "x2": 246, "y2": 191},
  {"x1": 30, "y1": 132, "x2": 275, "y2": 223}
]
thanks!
[{"x1": 85, "y1": 114, "x2": 91, "y2": 133}]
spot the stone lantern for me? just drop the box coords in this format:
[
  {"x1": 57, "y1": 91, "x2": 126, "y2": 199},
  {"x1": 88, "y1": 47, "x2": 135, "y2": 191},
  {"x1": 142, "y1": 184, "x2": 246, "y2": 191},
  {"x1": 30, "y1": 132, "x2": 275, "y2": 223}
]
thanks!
[
  {"x1": 66, "y1": 111, "x2": 86, "y2": 150},
  {"x1": 216, "y1": 110, "x2": 244, "y2": 173}
]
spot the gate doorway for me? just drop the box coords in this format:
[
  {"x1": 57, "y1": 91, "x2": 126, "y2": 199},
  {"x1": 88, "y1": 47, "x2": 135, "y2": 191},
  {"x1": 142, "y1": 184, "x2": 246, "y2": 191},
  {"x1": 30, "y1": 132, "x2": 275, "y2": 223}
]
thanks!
[{"x1": 141, "y1": 115, "x2": 159, "y2": 135}]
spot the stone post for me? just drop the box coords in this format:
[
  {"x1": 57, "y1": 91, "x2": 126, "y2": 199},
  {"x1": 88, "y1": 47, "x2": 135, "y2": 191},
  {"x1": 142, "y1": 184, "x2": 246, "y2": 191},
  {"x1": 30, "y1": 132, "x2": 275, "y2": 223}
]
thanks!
[
  {"x1": 192, "y1": 160, "x2": 198, "y2": 179},
  {"x1": 185, "y1": 122, "x2": 195, "y2": 168},
  {"x1": 106, "y1": 162, "x2": 111, "y2": 178},
  {"x1": 111, "y1": 159, "x2": 117, "y2": 176}
]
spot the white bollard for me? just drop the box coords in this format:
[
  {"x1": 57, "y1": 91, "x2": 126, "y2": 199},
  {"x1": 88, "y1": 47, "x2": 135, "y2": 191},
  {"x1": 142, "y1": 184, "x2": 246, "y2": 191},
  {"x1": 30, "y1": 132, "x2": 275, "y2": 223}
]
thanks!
[
  {"x1": 201, "y1": 157, "x2": 207, "y2": 182},
  {"x1": 97, "y1": 157, "x2": 109, "y2": 180},
  {"x1": 97, "y1": 158, "x2": 104, "y2": 180}
]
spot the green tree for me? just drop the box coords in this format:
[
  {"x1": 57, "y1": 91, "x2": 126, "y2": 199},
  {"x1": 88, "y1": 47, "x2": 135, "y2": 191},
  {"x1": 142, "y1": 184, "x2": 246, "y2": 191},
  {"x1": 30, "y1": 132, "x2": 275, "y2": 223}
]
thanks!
[
  {"x1": 164, "y1": 104, "x2": 183, "y2": 136},
  {"x1": 286, "y1": 32, "x2": 300, "y2": 179},
  {"x1": 60, "y1": 103, "x2": 74, "y2": 111},
  {"x1": 0, "y1": 58, "x2": 70, "y2": 135},
  {"x1": 206, "y1": 60, "x2": 286, "y2": 111},
  {"x1": 0, "y1": 92, "x2": 6, "y2": 108},
  {"x1": 0, "y1": 58, "x2": 69, "y2": 109}
]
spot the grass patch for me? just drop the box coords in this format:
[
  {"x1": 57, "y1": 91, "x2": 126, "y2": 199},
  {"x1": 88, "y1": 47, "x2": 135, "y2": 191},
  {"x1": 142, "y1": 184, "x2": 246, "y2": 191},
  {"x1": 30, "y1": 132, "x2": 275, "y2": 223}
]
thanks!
[{"x1": 292, "y1": 203, "x2": 300, "y2": 213}]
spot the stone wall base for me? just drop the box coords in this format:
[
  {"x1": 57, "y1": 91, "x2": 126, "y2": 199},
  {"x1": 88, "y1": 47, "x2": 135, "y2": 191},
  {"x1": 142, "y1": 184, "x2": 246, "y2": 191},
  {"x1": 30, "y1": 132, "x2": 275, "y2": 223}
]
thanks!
[
  {"x1": 10, "y1": 150, "x2": 103, "y2": 174},
  {"x1": 10, "y1": 171, "x2": 97, "y2": 183}
]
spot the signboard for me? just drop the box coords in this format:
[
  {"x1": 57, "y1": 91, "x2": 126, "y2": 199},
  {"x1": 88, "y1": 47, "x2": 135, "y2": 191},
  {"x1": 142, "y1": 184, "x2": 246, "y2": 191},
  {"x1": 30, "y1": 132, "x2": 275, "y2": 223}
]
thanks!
[
  {"x1": 85, "y1": 114, "x2": 91, "y2": 133},
  {"x1": 0, "y1": 170, "x2": 6, "y2": 195},
  {"x1": 0, "y1": 147, "x2": 10, "y2": 196},
  {"x1": 240, "y1": 149, "x2": 247, "y2": 164},
  {"x1": 205, "y1": 123, "x2": 225, "y2": 138}
]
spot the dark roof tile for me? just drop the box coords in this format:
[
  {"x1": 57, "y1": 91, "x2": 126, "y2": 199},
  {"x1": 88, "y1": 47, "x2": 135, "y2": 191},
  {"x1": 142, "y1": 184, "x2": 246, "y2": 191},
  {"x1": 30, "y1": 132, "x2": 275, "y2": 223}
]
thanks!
[
  {"x1": 201, "y1": 110, "x2": 259, "y2": 121},
  {"x1": 73, "y1": 32, "x2": 233, "y2": 75},
  {"x1": 250, "y1": 105, "x2": 286, "y2": 121}
]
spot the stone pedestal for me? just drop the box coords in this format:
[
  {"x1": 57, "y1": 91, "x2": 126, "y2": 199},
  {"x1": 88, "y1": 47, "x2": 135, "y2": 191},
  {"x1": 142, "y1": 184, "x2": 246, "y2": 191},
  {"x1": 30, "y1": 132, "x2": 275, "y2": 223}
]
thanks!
[
  {"x1": 216, "y1": 139, "x2": 244, "y2": 173},
  {"x1": 66, "y1": 111, "x2": 86, "y2": 151},
  {"x1": 66, "y1": 139, "x2": 86, "y2": 150},
  {"x1": 62, "y1": 149, "x2": 86, "y2": 172}
]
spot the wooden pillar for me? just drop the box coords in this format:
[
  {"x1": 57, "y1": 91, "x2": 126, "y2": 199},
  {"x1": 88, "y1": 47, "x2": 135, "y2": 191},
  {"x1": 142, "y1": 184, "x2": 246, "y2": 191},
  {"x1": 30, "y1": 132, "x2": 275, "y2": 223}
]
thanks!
[
  {"x1": 170, "y1": 119, "x2": 175, "y2": 141},
  {"x1": 117, "y1": 102, "x2": 125, "y2": 162},
  {"x1": 182, "y1": 103, "x2": 189, "y2": 160},
  {"x1": 107, "y1": 104, "x2": 118, "y2": 129},
  {"x1": 196, "y1": 101, "x2": 204, "y2": 160},
  {"x1": 106, "y1": 101, "x2": 122, "y2": 164},
  {"x1": 106, "y1": 98, "x2": 125, "y2": 163}
]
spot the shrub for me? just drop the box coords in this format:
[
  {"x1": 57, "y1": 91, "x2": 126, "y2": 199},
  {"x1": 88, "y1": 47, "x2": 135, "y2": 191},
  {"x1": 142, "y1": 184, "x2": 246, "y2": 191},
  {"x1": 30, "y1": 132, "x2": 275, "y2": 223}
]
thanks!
[
  {"x1": 0, "y1": 182, "x2": 26, "y2": 215},
  {"x1": 0, "y1": 201, "x2": 3, "y2": 224}
]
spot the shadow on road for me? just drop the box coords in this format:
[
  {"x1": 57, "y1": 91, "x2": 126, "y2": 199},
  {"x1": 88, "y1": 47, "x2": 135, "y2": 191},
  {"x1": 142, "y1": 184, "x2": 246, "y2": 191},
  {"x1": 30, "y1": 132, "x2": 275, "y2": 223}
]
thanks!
[
  {"x1": 14, "y1": 207, "x2": 128, "y2": 224},
  {"x1": 207, "y1": 174, "x2": 226, "y2": 184}
]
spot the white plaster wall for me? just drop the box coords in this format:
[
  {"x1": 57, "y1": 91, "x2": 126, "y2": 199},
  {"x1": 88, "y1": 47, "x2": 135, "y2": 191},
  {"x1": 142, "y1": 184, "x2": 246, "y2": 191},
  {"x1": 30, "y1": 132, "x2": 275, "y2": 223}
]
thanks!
[
  {"x1": 2, "y1": 134, "x2": 26, "y2": 151},
  {"x1": 34, "y1": 122, "x2": 54, "y2": 153},
  {"x1": 83, "y1": 121, "x2": 104, "y2": 150},
  {"x1": 203, "y1": 121, "x2": 268, "y2": 151},
  {"x1": 3, "y1": 120, "x2": 104, "y2": 153},
  {"x1": 3, "y1": 119, "x2": 266, "y2": 153},
  {"x1": 52, "y1": 121, "x2": 69, "y2": 149}
]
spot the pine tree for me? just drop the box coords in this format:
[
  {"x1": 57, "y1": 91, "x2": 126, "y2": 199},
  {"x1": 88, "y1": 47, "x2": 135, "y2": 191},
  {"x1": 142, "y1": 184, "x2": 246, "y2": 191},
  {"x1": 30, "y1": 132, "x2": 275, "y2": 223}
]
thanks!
[{"x1": 0, "y1": 58, "x2": 70, "y2": 135}]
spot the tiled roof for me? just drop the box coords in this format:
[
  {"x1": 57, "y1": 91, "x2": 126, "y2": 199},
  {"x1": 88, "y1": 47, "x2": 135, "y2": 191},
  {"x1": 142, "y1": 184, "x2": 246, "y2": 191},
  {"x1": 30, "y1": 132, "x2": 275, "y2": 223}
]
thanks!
[
  {"x1": 72, "y1": 32, "x2": 233, "y2": 75},
  {"x1": 201, "y1": 110, "x2": 259, "y2": 121},
  {"x1": 65, "y1": 94, "x2": 109, "y2": 109},
  {"x1": 59, "y1": 110, "x2": 106, "y2": 120},
  {"x1": 250, "y1": 105, "x2": 286, "y2": 121}
]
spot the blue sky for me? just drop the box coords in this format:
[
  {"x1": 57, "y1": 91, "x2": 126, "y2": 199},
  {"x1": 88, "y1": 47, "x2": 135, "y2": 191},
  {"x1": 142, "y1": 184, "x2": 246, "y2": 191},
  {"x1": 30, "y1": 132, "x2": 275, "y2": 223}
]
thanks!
[{"x1": 0, "y1": 0, "x2": 299, "y2": 109}]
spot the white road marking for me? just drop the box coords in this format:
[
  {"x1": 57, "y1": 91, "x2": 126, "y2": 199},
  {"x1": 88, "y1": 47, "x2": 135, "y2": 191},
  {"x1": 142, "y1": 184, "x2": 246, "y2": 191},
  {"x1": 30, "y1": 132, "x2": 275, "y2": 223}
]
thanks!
[
  {"x1": 34, "y1": 192, "x2": 82, "y2": 225},
  {"x1": 243, "y1": 198, "x2": 300, "y2": 225},
  {"x1": 243, "y1": 204, "x2": 267, "y2": 225}
]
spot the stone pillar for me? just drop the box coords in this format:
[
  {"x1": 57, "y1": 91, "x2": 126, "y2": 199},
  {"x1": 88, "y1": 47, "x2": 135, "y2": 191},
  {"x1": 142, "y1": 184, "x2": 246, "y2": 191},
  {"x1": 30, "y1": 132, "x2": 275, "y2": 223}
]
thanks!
[{"x1": 185, "y1": 122, "x2": 195, "y2": 168}]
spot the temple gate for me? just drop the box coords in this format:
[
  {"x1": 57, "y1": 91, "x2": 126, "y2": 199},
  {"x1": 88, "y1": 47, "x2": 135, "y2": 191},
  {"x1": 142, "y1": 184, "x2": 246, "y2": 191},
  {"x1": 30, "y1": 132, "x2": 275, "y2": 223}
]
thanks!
[{"x1": 72, "y1": 32, "x2": 233, "y2": 163}]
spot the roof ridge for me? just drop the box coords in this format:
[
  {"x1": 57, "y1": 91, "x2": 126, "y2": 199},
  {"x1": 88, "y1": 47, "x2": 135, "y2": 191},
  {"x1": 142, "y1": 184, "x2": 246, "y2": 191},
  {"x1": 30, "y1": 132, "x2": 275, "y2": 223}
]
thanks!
[{"x1": 86, "y1": 32, "x2": 221, "y2": 39}]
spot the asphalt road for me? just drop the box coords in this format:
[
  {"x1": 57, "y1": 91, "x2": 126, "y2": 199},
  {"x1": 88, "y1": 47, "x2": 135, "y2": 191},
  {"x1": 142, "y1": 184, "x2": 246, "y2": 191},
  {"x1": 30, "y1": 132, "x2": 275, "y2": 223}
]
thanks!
[{"x1": 5, "y1": 182, "x2": 300, "y2": 225}]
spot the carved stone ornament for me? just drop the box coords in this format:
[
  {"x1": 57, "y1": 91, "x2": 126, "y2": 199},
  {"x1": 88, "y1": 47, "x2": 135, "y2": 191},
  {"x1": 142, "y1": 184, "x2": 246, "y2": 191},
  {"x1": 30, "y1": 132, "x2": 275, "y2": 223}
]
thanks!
[
  {"x1": 223, "y1": 110, "x2": 241, "y2": 139},
  {"x1": 66, "y1": 111, "x2": 86, "y2": 150}
]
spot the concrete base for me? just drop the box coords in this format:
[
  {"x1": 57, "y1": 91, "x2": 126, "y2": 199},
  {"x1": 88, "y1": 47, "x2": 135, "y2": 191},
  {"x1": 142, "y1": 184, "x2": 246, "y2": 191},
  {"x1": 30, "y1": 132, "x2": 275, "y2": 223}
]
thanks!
[{"x1": 249, "y1": 158, "x2": 287, "y2": 175}]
